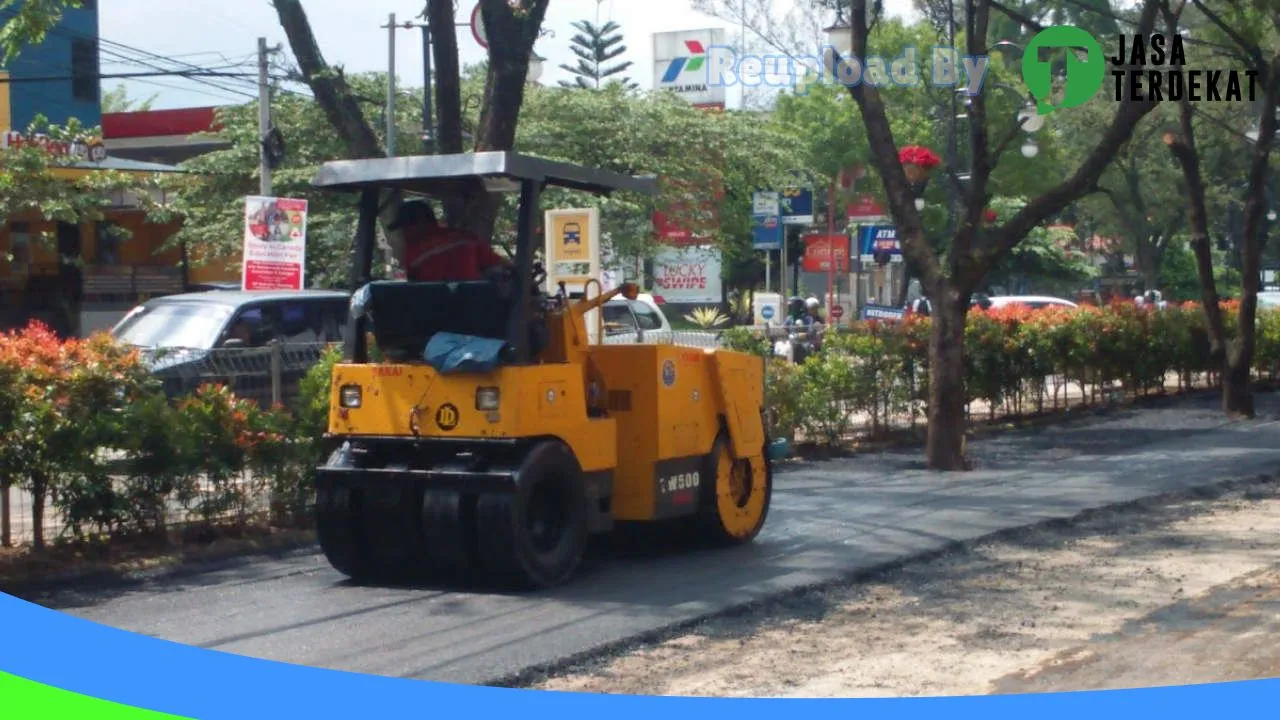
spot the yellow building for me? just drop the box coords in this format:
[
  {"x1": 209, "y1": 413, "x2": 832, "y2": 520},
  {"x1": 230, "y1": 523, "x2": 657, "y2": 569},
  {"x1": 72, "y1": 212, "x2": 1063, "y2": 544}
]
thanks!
[{"x1": 1, "y1": 69, "x2": 238, "y2": 336}]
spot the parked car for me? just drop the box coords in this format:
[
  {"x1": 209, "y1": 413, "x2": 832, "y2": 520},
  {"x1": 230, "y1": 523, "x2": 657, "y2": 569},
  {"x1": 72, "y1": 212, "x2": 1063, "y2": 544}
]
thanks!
[
  {"x1": 1259, "y1": 290, "x2": 1280, "y2": 309},
  {"x1": 599, "y1": 293, "x2": 720, "y2": 348},
  {"x1": 973, "y1": 294, "x2": 1079, "y2": 311},
  {"x1": 111, "y1": 289, "x2": 351, "y2": 406}
]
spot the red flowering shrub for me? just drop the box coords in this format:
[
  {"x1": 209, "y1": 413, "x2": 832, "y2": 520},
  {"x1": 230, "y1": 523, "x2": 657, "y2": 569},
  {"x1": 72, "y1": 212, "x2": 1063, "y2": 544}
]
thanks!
[{"x1": 898, "y1": 145, "x2": 941, "y2": 168}]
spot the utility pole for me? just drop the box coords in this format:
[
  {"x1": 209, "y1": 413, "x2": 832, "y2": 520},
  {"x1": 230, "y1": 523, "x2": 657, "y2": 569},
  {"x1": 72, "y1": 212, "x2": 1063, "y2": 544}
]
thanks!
[
  {"x1": 384, "y1": 12, "x2": 397, "y2": 157},
  {"x1": 257, "y1": 36, "x2": 272, "y2": 195},
  {"x1": 421, "y1": 22, "x2": 434, "y2": 154}
]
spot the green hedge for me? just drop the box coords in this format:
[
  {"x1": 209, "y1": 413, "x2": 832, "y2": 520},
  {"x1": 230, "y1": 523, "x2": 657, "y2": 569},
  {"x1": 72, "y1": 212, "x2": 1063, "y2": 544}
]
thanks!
[
  {"x1": 3, "y1": 298, "x2": 1278, "y2": 549},
  {"x1": 721, "y1": 300, "x2": 1280, "y2": 448}
]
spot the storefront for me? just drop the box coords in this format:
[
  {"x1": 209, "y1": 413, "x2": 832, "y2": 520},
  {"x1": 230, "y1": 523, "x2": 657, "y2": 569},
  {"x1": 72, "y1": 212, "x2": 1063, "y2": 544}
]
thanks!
[{"x1": 0, "y1": 140, "x2": 239, "y2": 336}]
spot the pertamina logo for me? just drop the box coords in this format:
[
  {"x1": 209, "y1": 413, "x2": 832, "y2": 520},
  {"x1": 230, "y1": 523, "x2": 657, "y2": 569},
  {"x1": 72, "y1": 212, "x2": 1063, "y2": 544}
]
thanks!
[{"x1": 662, "y1": 40, "x2": 709, "y2": 93}]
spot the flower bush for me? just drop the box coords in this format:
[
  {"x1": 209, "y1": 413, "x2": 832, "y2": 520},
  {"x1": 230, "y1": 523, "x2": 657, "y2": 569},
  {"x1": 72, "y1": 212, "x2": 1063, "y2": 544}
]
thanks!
[
  {"x1": 2, "y1": 299, "x2": 1279, "y2": 551},
  {"x1": 764, "y1": 300, "x2": 1280, "y2": 448}
]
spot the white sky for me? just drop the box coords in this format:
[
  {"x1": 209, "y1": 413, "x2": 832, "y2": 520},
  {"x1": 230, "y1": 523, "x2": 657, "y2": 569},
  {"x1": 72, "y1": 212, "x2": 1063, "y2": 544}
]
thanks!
[{"x1": 98, "y1": 0, "x2": 919, "y2": 111}]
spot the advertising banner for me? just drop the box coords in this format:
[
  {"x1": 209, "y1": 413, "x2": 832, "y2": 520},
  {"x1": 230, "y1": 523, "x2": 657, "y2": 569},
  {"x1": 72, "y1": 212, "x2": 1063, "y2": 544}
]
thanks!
[
  {"x1": 752, "y1": 214, "x2": 783, "y2": 250},
  {"x1": 653, "y1": 28, "x2": 727, "y2": 108},
  {"x1": 780, "y1": 187, "x2": 814, "y2": 225},
  {"x1": 847, "y1": 193, "x2": 887, "y2": 221},
  {"x1": 801, "y1": 233, "x2": 850, "y2": 273},
  {"x1": 861, "y1": 303, "x2": 907, "y2": 321},
  {"x1": 544, "y1": 207, "x2": 600, "y2": 291},
  {"x1": 652, "y1": 245, "x2": 722, "y2": 305},
  {"x1": 242, "y1": 196, "x2": 307, "y2": 290},
  {"x1": 752, "y1": 191, "x2": 780, "y2": 216}
]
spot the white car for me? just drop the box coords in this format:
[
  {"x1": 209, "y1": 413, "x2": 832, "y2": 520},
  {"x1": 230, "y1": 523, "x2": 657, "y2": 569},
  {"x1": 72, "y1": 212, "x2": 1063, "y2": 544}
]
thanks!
[
  {"x1": 975, "y1": 294, "x2": 1079, "y2": 311},
  {"x1": 600, "y1": 293, "x2": 719, "y2": 348},
  {"x1": 1259, "y1": 290, "x2": 1280, "y2": 309}
]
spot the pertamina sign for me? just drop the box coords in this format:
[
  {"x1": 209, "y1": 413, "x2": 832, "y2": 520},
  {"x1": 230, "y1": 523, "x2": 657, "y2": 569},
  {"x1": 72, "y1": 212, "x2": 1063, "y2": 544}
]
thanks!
[{"x1": 653, "y1": 28, "x2": 727, "y2": 108}]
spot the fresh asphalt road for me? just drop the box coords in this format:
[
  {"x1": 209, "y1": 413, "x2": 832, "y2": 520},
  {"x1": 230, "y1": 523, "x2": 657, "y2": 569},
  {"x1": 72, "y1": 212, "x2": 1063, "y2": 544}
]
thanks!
[{"x1": 16, "y1": 392, "x2": 1280, "y2": 687}]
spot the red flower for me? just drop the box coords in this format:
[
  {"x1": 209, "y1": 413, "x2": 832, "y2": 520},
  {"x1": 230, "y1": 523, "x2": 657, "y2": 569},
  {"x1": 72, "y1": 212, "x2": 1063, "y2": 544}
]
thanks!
[{"x1": 898, "y1": 145, "x2": 941, "y2": 168}]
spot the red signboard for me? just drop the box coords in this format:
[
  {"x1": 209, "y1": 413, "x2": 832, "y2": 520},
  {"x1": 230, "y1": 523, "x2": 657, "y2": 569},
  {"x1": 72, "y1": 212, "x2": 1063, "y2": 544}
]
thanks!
[
  {"x1": 846, "y1": 193, "x2": 886, "y2": 219},
  {"x1": 802, "y1": 233, "x2": 850, "y2": 273},
  {"x1": 652, "y1": 174, "x2": 723, "y2": 247}
]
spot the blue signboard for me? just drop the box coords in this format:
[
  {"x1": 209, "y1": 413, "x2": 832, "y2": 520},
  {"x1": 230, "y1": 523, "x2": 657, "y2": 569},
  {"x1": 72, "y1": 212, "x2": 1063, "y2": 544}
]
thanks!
[
  {"x1": 861, "y1": 304, "x2": 906, "y2": 321},
  {"x1": 752, "y1": 214, "x2": 783, "y2": 250},
  {"x1": 779, "y1": 187, "x2": 814, "y2": 224},
  {"x1": 859, "y1": 225, "x2": 901, "y2": 256}
]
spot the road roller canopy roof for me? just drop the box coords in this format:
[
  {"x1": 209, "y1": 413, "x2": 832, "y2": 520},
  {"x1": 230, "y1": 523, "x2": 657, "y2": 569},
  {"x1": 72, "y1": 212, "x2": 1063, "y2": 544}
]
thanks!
[{"x1": 311, "y1": 151, "x2": 659, "y2": 198}]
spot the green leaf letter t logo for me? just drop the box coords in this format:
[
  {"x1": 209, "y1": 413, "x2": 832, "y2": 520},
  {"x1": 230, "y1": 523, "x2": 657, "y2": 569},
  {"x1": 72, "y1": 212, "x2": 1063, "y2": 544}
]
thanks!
[{"x1": 1022, "y1": 26, "x2": 1106, "y2": 115}]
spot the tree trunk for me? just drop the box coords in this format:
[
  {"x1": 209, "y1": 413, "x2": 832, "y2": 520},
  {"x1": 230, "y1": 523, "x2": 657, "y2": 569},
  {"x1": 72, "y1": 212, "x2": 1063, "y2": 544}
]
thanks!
[
  {"x1": 31, "y1": 470, "x2": 46, "y2": 551},
  {"x1": 1222, "y1": 344, "x2": 1254, "y2": 418},
  {"x1": 426, "y1": 0, "x2": 467, "y2": 227},
  {"x1": 925, "y1": 286, "x2": 969, "y2": 470}
]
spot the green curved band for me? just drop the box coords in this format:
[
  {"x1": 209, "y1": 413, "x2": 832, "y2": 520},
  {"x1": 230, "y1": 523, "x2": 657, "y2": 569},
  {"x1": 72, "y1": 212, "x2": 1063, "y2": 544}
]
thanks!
[{"x1": 0, "y1": 670, "x2": 191, "y2": 719}]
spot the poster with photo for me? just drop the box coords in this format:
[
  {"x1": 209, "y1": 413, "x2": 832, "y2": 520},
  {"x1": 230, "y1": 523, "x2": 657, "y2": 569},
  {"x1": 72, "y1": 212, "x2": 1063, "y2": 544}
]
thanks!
[{"x1": 242, "y1": 196, "x2": 307, "y2": 290}]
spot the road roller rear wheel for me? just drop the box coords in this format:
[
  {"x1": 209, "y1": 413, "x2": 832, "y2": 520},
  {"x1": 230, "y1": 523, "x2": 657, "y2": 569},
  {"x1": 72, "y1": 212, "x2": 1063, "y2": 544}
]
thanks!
[
  {"x1": 694, "y1": 432, "x2": 772, "y2": 546},
  {"x1": 421, "y1": 489, "x2": 475, "y2": 576},
  {"x1": 475, "y1": 441, "x2": 588, "y2": 590},
  {"x1": 359, "y1": 480, "x2": 427, "y2": 583},
  {"x1": 316, "y1": 482, "x2": 370, "y2": 581}
]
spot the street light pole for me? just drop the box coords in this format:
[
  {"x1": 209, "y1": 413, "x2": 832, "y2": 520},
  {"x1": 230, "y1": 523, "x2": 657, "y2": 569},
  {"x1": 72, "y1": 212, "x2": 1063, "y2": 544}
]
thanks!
[
  {"x1": 385, "y1": 12, "x2": 397, "y2": 157},
  {"x1": 421, "y1": 23, "x2": 435, "y2": 154}
]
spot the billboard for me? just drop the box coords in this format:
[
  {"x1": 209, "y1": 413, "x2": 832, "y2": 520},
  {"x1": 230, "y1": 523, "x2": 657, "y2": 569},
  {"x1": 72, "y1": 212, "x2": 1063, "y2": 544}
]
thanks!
[
  {"x1": 653, "y1": 28, "x2": 727, "y2": 108},
  {"x1": 801, "y1": 233, "x2": 850, "y2": 273},
  {"x1": 858, "y1": 224, "x2": 902, "y2": 262},
  {"x1": 242, "y1": 196, "x2": 307, "y2": 290},
  {"x1": 651, "y1": 245, "x2": 723, "y2": 305}
]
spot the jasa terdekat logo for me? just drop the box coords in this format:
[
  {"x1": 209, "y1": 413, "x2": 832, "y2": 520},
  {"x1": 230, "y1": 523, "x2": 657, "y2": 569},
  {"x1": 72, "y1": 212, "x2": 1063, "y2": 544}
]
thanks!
[{"x1": 1022, "y1": 26, "x2": 1260, "y2": 116}]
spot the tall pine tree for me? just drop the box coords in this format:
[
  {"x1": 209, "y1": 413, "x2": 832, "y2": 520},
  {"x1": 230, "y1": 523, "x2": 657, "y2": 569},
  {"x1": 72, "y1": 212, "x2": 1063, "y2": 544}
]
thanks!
[{"x1": 558, "y1": 19, "x2": 637, "y2": 90}]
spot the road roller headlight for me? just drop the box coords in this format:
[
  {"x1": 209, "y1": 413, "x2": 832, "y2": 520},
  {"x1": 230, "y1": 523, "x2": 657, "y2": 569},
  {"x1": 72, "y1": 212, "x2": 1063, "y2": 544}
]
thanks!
[
  {"x1": 476, "y1": 386, "x2": 500, "y2": 410},
  {"x1": 340, "y1": 384, "x2": 362, "y2": 408}
]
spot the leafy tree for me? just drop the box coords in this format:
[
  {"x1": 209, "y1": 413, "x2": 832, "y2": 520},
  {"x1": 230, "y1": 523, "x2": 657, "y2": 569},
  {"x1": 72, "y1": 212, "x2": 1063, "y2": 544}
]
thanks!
[
  {"x1": 166, "y1": 71, "x2": 803, "y2": 294},
  {"x1": 830, "y1": 0, "x2": 1165, "y2": 470},
  {"x1": 271, "y1": 0, "x2": 550, "y2": 272},
  {"x1": 1160, "y1": 0, "x2": 1280, "y2": 418},
  {"x1": 558, "y1": 20, "x2": 637, "y2": 90},
  {"x1": 0, "y1": 116, "x2": 173, "y2": 247},
  {"x1": 101, "y1": 83, "x2": 159, "y2": 113},
  {"x1": 0, "y1": 0, "x2": 82, "y2": 64},
  {"x1": 163, "y1": 69, "x2": 484, "y2": 288}
]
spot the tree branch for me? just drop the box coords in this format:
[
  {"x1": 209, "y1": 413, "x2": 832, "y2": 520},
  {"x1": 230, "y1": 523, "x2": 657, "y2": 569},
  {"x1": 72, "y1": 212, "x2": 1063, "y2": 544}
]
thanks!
[
  {"x1": 838, "y1": 0, "x2": 942, "y2": 292},
  {"x1": 272, "y1": 0, "x2": 383, "y2": 160},
  {"x1": 970, "y1": 0, "x2": 1163, "y2": 285}
]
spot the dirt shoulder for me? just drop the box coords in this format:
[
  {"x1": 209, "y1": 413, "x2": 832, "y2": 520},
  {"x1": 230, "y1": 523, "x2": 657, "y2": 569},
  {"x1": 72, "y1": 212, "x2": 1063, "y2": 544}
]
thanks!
[{"x1": 532, "y1": 478, "x2": 1280, "y2": 697}]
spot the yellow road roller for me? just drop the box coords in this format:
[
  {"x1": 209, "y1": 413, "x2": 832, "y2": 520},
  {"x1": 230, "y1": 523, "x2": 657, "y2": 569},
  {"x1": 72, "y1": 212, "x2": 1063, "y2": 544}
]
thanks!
[{"x1": 309, "y1": 151, "x2": 772, "y2": 590}]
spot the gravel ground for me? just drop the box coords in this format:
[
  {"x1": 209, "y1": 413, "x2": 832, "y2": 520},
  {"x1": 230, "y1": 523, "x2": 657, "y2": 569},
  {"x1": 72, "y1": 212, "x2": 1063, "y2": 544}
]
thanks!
[{"x1": 531, "y1": 476, "x2": 1280, "y2": 697}]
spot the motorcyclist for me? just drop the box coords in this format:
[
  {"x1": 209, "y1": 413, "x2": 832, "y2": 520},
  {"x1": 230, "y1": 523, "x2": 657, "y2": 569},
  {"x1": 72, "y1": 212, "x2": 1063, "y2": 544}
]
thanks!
[{"x1": 784, "y1": 297, "x2": 823, "y2": 328}]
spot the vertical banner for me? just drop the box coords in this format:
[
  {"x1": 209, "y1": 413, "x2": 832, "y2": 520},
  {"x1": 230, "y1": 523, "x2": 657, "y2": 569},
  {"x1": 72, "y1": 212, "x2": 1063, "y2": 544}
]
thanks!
[
  {"x1": 544, "y1": 207, "x2": 600, "y2": 293},
  {"x1": 242, "y1": 196, "x2": 307, "y2": 291},
  {"x1": 752, "y1": 190, "x2": 783, "y2": 251}
]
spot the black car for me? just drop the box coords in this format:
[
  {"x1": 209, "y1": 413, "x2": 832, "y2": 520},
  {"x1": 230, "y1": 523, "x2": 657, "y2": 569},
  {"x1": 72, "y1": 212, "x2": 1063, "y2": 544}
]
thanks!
[{"x1": 111, "y1": 289, "x2": 352, "y2": 407}]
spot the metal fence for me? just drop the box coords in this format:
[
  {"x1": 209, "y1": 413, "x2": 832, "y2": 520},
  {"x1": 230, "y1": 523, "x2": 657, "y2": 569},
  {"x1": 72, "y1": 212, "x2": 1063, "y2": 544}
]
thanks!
[{"x1": 141, "y1": 341, "x2": 337, "y2": 411}]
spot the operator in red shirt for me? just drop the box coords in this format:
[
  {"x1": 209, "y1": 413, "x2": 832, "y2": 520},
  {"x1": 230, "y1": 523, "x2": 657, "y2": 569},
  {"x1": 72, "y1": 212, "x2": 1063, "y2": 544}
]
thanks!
[{"x1": 389, "y1": 198, "x2": 510, "y2": 282}]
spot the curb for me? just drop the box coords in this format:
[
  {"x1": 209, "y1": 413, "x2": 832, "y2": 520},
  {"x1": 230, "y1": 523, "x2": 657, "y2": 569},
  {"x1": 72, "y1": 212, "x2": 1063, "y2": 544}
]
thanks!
[
  {"x1": 1, "y1": 531, "x2": 319, "y2": 600},
  {"x1": 484, "y1": 467, "x2": 1280, "y2": 689},
  {"x1": 783, "y1": 385, "x2": 1231, "y2": 463}
]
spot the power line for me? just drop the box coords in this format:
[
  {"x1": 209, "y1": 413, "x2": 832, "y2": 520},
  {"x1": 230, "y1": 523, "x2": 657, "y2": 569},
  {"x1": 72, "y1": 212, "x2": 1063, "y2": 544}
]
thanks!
[{"x1": 0, "y1": 68, "x2": 258, "y2": 83}]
